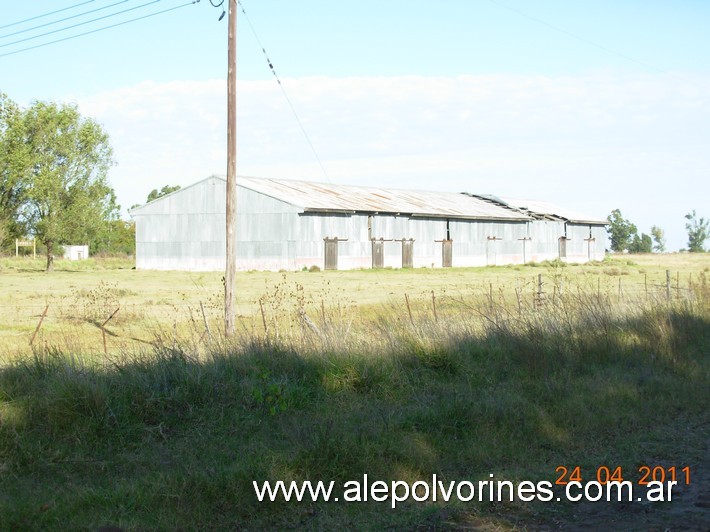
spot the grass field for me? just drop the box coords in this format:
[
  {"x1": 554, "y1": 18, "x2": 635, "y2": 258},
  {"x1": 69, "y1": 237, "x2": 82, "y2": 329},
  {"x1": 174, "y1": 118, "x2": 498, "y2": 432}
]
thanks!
[
  {"x1": 1, "y1": 253, "x2": 707, "y2": 356},
  {"x1": 0, "y1": 253, "x2": 709, "y2": 529}
]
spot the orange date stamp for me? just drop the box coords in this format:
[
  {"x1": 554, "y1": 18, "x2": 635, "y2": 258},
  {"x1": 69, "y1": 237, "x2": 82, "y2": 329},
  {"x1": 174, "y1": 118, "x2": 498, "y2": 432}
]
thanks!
[{"x1": 555, "y1": 465, "x2": 691, "y2": 486}]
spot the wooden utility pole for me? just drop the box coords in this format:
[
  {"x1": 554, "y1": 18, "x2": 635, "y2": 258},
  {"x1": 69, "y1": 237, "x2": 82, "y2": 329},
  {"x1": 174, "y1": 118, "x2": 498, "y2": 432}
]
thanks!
[{"x1": 225, "y1": 0, "x2": 237, "y2": 336}]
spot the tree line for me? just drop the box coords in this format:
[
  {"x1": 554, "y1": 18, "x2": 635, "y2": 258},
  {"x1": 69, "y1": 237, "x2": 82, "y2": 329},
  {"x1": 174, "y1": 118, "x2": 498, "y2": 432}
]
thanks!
[
  {"x1": 607, "y1": 208, "x2": 709, "y2": 253},
  {"x1": 4, "y1": 92, "x2": 706, "y2": 268},
  {"x1": 1, "y1": 93, "x2": 135, "y2": 270}
]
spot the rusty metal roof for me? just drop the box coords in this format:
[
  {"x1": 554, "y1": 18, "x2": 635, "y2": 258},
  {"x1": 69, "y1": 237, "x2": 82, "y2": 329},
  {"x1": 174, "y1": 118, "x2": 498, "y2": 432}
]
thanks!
[
  {"x1": 233, "y1": 176, "x2": 530, "y2": 221},
  {"x1": 131, "y1": 175, "x2": 606, "y2": 225},
  {"x1": 501, "y1": 197, "x2": 608, "y2": 224}
]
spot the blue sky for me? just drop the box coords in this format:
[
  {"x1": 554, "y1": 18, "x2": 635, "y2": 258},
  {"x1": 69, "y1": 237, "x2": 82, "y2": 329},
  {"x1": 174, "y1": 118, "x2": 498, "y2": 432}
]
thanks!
[{"x1": 1, "y1": 0, "x2": 709, "y2": 251}]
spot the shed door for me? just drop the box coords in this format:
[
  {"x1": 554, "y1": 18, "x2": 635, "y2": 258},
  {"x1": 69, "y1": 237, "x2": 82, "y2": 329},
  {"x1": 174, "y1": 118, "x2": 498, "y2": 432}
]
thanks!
[
  {"x1": 442, "y1": 240, "x2": 453, "y2": 268},
  {"x1": 371, "y1": 240, "x2": 384, "y2": 269},
  {"x1": 401, "y1": 239, "x2": 414, "y2": 268},
  {"x1": 486, "y1": 238, "x2": 499, "y2": 266},
  {"x1": 324, "y1": 238, "x2": 339, "y2": 270},
  {"x1": 558, "y1": 237, "x2": 567, "y2": 259}
]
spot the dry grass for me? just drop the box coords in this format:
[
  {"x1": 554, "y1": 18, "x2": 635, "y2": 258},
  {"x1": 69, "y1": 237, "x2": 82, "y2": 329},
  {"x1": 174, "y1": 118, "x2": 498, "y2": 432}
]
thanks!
[
  {"x1": 1, "y1": 253, "x2": 708, "y2": 358},
  {"x1": 0, "y1": 253, "x2": 708, "y2": 529}
]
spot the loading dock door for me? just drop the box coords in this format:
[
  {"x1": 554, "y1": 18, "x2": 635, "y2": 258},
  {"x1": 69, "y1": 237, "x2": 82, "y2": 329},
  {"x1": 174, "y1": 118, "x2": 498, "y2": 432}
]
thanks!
[
  {"x1": 558, "y1": 237, "x2": 567, "y2": 260},
  {"x1": 442, "y1": 239, "x2": 453, "y2": 268},
  {"x1": 401, "y1": 239, "x2": 414, "y2": 268},
  {"x1": 324, "y1": 238, "x2": 342, "y2": 270},
  {"x1": 371, "y1": 240, "x2": 384, "y2": 269},
  {"x1": 487, "y1": 236, "x2": 501, "y2": 266},
  {"x1": 519, "y1": 237, "x2": 531, "y2": 264}
]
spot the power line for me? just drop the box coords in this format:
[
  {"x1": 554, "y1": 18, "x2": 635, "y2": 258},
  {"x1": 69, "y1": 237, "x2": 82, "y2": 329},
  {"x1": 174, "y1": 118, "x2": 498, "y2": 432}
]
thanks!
[
  {"x1": 0, "y1": 1, "x2": 200, "y2": 59},
  {"x1": 237, "y1": 1, "x2": 390, "y2": 288},
  {"x1": 488, "y1": 0, "x2": 672, "y2": 77},
  {"x1": 0, "y1": 0, "x2": 164, "y2": 50},
  {"x1": 237, "y1": 0, "x2": 332, "y2": 184},
  {"x1": 489, "y1": 0, "x2": 707, "y2": 91},
  {"x1": 0, "y1": 1, "x2": 132, "y2": 41},
  {"x1": 0, "y1": 1, "x2": 97, "y2": 30}
]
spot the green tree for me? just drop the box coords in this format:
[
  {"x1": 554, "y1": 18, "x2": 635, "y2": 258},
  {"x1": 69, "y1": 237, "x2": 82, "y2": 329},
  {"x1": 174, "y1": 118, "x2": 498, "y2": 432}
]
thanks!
[
  {"x1": 92, "y1": 219, "x2": 136, "y2": 255},
  {"x1": 147, "y1": 184, "x2": 181, "y2": 203},
  {"x1": 0, "y1": 93, "x2": 29, "y2": 250},
  {"x1": 628, "y1": 233, "x2": 652, "y2": 253},
  {"x1": 685, "y1": 210, "x2": 708, "y2": 252},
  {"x1": 19, "y1": 101, "x2": 115, "y2": 270},
  {"x1": 606, "y1": 209, "x2": 637, "y2": 252},
  {"x1": 650, "y1": 225, "x2": 666, "y2": 252}
]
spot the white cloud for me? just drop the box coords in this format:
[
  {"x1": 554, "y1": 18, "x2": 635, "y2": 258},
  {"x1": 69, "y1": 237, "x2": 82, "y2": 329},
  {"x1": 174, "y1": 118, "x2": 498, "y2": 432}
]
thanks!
[{"x1": 77, "y1": 72, "x2": 710, "y2": 250}]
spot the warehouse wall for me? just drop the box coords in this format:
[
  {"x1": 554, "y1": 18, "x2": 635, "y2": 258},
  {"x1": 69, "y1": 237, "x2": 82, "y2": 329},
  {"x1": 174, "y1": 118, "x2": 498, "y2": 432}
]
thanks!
[
  {"x1": 134, "y1": 177, "x2": 226, "y2": 271},
  {"x1": 134, "y1": 177, "x2": 606, "y2": 271}
]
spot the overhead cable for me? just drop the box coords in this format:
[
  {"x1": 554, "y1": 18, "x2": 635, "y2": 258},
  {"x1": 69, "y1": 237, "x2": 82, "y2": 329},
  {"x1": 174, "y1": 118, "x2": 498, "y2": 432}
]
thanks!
[
  {"x1": 0, "y1": 0, "x2": 164, "y2": 49},
  {"x1": 0, "y1": 1, "x2": 132, "y2": 41},
  {"x1": 238, "y1": 0, "x2": 332, "y2": 183},
  {"x1": 489, "y1": 0, "x2": 673, "y2": 76},
  {"x1": 0, "y1": 1, "x2": 200, "y2": 58},
  {"x1": 0, "y1": 1, "x2": 97, "y2": 30}
]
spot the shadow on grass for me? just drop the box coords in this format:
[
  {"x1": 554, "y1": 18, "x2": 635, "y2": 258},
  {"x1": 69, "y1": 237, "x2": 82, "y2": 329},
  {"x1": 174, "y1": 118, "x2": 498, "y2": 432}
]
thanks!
[{"x1": 0, "y1": 306, "x2": 708, "y2": 530}]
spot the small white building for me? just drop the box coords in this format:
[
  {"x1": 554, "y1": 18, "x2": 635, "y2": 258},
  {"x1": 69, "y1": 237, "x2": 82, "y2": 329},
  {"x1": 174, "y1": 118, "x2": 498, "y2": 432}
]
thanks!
[{"x1": 63, "y1": 245, "x2": 89, "y2": 261}]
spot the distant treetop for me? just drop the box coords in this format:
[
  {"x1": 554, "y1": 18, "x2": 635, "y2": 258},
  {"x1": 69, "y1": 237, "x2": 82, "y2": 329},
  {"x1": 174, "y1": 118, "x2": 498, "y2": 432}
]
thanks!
[{"x1": 147, "y1": 185, "x2": 181, "y2": 203}]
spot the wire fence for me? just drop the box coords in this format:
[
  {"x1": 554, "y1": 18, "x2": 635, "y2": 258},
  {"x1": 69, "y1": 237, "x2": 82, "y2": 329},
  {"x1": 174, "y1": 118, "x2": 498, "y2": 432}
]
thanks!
[{"x1": 2, "y1": 269, "x2": 706, "y2": 355}]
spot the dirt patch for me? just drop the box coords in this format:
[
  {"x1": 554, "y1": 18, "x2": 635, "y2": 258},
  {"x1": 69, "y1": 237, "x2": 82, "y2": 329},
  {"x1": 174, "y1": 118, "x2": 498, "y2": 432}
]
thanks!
[
  {"x1": 546, "y1": 418, "x2": 709, "y2": 531},
  {"x1": 436, "y1": 418, "x2": 709, "y2": 531}
]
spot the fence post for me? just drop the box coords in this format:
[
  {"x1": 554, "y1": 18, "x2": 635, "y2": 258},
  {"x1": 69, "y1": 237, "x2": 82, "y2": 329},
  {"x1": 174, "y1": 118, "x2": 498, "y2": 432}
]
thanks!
[
  {"x1": 618, "y1": 277, "x2": 622, "y2": 300},
  {"x1": 404, "y1": 293, "x2": 415, "y2": 327},
  {"x1": 535, "y1": 274, "x2": 544, "y2": 308},
  {"x1": 101, "y1": 307, "x2": 120, "y2": 355},
  {"x1": 200, "y1": 301, "x2": 212, "y2": 343},
  {"x1": 431, "y1": 291, "x2": 438, "y2": 323},
  {"x1": 666, "y1": 270, "x2": 671, "y2": 301},
  {"x1": 29, "y1": 304, "x2": 49, "y2": 346},
  {"x1": 515, "y1": 286, "x2": 522, "y2": 315}
]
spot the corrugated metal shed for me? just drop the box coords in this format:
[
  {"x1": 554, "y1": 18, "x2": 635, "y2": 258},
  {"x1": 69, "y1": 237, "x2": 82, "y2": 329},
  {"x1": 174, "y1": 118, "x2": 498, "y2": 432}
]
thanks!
[{"x1": 130, "y1": 175, "x2": 607, "y2": 271}]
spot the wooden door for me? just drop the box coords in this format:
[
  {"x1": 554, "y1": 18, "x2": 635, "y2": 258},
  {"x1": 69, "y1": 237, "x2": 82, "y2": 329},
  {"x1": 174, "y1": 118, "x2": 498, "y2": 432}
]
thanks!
[
  {"x1": 371, "y1": 240, "x2": 384, "y2": 269},
  {"x1": 442, "y1": 240, "x2": 453, "y2": 268},
  {"x1": 324, "y1": 238, "x2": 339, "y2": 270},
  {"x1": 401, "y1": 239, "x2": 414, "y2": 268},
  {"x1": 558, "y1": 237, "x2": 567, "y2": 259}
]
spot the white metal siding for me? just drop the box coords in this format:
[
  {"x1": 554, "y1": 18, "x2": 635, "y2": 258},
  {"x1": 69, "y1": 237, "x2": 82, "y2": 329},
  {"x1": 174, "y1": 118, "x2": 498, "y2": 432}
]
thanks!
[{"x1": 132, "y1": 176, "x2": 606, "y2": 271}]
